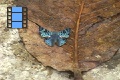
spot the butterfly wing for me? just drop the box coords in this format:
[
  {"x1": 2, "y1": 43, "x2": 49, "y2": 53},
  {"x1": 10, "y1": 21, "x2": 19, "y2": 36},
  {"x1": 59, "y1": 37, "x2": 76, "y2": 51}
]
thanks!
[
  {"x1": 44, "y1": 37, "x2": 54, "y2": 46},
  {"x1": 57, "y1": 38, "x2": 67, "y2": 46},
  {"x1": 57, "y1": 28, "x2": 71, "y2": 46},
  {"x1": 39, "y1": 26, "x2": 52, "y2": 37},
  {"x1": 39, "y1": 26, "x2": 54, "y2": 46}
]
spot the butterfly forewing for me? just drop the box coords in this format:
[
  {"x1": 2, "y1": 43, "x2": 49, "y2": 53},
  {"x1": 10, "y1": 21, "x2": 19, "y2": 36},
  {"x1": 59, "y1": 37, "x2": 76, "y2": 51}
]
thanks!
[
  {"x1": 57, "y1": 28, "x2": 71, "y2": 46},
  {"x1": 58, "y1": 28, "x2": 71, "y2": 38},
  {"x1": 39, "y1": 26, "x2": 52, "y2": 38}
]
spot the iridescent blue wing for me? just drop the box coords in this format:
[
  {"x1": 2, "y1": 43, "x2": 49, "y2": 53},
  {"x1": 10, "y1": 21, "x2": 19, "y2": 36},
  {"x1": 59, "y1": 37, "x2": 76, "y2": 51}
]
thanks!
[
  {"x1": 57, "y1": 38, "x2": 67, "y2": 46},
  {"x1": 44, "y1": 37, "x2": 54, "y2": 46},
  {"x1": 58, "y1": 28, "x2": 71, "y2": 38},
  {"x1": 39, "y1": 26, "x2": 52, "y2": 37},
  {"x1": 39, "y1": 26, "x2": 54, "y2": 46},
  {"x1": 57, "y1": 28, "x2": 71, "y2": 46}
]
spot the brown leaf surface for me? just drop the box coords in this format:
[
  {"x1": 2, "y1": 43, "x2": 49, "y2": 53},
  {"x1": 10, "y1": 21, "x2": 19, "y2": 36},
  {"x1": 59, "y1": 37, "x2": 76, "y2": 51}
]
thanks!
[{"x1": 13, "y1": 0, "x2": 120, "y2": 79}]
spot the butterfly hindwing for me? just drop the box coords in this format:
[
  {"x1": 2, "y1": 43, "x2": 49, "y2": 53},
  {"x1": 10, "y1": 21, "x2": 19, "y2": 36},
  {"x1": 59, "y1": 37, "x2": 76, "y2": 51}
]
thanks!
[
  {"x1": 44, "y1": 37, "x2": 54, "y2": 46},
  {"x1": 57, "y1": 38, "x2": 66, "y2": 46}
]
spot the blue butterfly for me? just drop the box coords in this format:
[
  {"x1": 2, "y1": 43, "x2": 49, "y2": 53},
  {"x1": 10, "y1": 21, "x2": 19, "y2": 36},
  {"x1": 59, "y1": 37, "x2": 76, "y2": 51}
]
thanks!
[{"x1": 39, "y1": 26, "x2": 71, "y2": 46}]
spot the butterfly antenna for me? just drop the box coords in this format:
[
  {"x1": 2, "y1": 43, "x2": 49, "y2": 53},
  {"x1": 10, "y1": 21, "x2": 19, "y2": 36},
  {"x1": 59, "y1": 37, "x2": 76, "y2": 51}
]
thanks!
[{"x1": 28, "y1": 19, "x2": 42, "y2": 28}]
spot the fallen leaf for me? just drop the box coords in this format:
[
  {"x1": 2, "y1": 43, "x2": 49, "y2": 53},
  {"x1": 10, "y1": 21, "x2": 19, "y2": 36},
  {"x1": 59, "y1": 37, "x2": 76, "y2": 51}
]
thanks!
[{"x1": 13, "y1": 0, "x2": 120, "y2": 79}]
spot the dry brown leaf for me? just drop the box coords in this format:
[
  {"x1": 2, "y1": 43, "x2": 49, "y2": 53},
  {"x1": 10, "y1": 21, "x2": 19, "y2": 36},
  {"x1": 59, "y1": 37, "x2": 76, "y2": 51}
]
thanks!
[{"x1": 13, "y1": 0, "x2": 120, "y2": 80}]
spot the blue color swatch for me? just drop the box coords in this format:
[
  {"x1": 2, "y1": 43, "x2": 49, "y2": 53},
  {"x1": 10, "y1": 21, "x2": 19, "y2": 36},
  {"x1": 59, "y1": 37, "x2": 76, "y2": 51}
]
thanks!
[
  {"x1": 12, "y1": 7, "x2": 22, "y2": 12},
  {"x1": 12, "y1": 13, "x2": 22, "y2": 21},
  {"x1": 12, "y1": 22, "x2": 22, "y2": 28}
]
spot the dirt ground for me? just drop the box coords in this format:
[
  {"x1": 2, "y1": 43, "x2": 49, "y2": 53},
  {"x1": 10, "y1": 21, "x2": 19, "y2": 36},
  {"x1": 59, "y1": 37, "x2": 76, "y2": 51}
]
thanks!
[{"x1": 0, "y1": 1, "x2": 120, "y2": 80}]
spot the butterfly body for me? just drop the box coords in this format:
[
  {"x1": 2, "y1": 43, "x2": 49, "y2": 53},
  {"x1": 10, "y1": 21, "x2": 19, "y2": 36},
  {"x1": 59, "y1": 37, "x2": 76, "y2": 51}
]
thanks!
[{"x1": 39, "y1": 26, "x2": 71, "y2": 46}]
